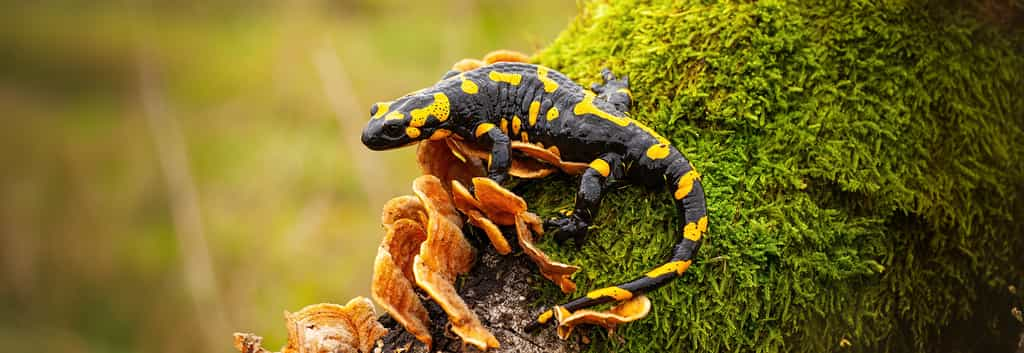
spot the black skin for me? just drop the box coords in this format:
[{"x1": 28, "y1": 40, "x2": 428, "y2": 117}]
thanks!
[{"x1": 361, "y1": 62, "x2": 708, "y2": 332}]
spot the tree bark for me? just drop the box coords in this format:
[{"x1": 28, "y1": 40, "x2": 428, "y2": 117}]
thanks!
[{"x1": 378, "y1": 238, "x2": 581, "y2": 353}]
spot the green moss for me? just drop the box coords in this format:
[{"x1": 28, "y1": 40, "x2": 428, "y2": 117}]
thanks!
[{"x1": 525, "y1": 1, "x2": 1024, "y2": 352}]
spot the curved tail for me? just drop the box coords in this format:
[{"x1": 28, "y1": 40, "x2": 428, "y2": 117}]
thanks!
[{"x1": 525, "y1": 156, "x2": 707, "y2": 332}]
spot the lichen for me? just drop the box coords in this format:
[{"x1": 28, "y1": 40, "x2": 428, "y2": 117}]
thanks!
[{"x1": 524, "y1": 1, "x2": 1024, "y2": 352}]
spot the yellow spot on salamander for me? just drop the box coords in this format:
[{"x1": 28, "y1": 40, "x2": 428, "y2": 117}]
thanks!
[
  {"x1": 406, "y1": 127, "x2": 421, "y2": 138},
  {"x1": 617, "y1": 88, "x2": 633, "y2": 99},
  {"x1": 574, "y1": 91, "x2": 628, "y2": 125},
  {"x1": 536, "y1": 310, "x2": 553, "y2": 324},
  {"x1": 488, "y1": 71, "x2": 522, "y2": 85},
  {"x1": 586, "y1": 286, "x2": 633, "y2": 301},
  {"x1": 475, "y1": 123, "x2": 495, "y2": 137},
  {"x1": 684, "y1": 217, "x2": 708, "y2": 242},
  {"x1": 429, "y1": 129, "x2": 452, "y2": 140},
  {"x1": 500, "y1": 118, "x2": 509, "y2": 134},
  {"x1": 537, "y1": 66, "x2": 559, "y2": 92},
  {"x1": 683, "y1": 222, "x2": 700, "y2": 241},
  {"x1": 674, "y1": 168, "x2": 702, "y2": 200},
  {"x1": 410, "y1": 93, "x2": 450, "y2": 127},
  {"x1": 646, "y1": 143, "x2": 670, "y2": 160},
  {"x1": 546, "y1": 107, "x2": 559, "y2": 121},
  {"x1": 574, "y1": 91, "x2": 669, "y2": 145},
  {"x1": 589, "y1": 159, "x2": 610, "y2": 177},
  {"x1": 528, "y1": 101, "x2": 540, "y2": 125},
  {"x1": 521, "y1": 132, "x2": 529, "y2": 143},
  {"x1": 385, "y1": 111, "x2": 404, "y2": 120},
  {"x1": 370, "y1": 102, "x2": 391, "y2": 119},
  {"x1": 461, "y1": 77, "x2": 479, "y2": 94},
  {"x1": 512, "y1": 116, "x2": 522, "y2": 135},
  {"x1": 645, "y1": 260, "x2": 692, "y2": 278}
]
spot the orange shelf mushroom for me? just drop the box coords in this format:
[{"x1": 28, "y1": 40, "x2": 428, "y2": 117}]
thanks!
[
  {"x1": 233, "y1": 297, "x2": 387, "y2": 353},
  {"x1": 452, "y1": 178, "x2": 580, "y2": 294},
  {"x1": 372, "y1": 196, "x2": 431, "y2": 347},
  {"x1": 553, "y1": 295, "x2": 652, "y2": 340},
  {"x1": 372, "y1": 176, "x2": 498, "y2": 351}
]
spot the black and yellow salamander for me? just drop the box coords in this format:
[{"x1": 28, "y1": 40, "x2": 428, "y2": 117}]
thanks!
[{"x1": 360, "y1": 61, "x2": 708, "y2": 332}]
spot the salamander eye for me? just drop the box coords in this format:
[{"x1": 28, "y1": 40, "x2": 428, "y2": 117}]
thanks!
[
  {"x1": 384, "y1": 124, "x2": 405, "y2": 136},
  {"x1": 369, "y1": 104, "x2": 379, "y2": 117}
]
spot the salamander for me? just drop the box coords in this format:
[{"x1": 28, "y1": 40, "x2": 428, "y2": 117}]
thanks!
[{"x1": 360, "y1": 61, "x2": 708, "y2": 332}]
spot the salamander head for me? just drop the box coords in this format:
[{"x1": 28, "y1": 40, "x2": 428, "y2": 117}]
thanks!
[{"x1": 361, "y1": 91, "x2": 452, "y2": 151}]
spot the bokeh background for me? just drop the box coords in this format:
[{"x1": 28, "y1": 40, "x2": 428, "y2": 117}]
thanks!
[{"x1": 0, "y1": 1, "x2": 576, "y2": 352}]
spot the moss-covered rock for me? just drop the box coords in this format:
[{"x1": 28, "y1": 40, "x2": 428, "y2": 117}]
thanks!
[{"x1": 525, "y1": 1, "x2": 1024, "y2": 352}]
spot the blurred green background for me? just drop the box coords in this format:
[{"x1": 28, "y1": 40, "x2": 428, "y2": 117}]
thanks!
[{"x1": 0, "y1": 1, "x2": 575, "y2": 352}]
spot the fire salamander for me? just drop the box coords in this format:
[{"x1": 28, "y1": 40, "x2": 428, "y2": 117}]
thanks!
[{"x1": 361, "y1": 62, "x2": 708, "y2": 333}]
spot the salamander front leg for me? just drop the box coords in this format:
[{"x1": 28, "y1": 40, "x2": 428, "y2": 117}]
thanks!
[
  {"x1": 473, "y1": 122, "x2": 512, "y2": 184},
  {"x1": 591, "y1": 68, "x2": 632, "y2": 113},
  {"x1": 544, "y1": 214, "x2": 589, "y2": 246},
  {"x1": 545, "y1": 154, "x2": 623, "y2": 246}
]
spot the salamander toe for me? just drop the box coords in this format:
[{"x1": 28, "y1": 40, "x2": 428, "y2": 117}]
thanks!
[{"x1": 544, "y1": 215, "x2": 590, "y2": 247}]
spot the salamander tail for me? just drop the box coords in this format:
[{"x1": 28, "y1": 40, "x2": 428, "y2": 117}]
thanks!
[{"x1": 526, "y1": 157, "x2": 707, "y2": 332}]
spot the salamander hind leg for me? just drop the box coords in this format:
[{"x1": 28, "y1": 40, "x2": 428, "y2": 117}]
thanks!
[
  {"x1": 590, "y1": 68, "x2": 632, "y2": 113},
  {"x1": 527, "y1": 156, "x2": 709, "y2": 335},
  {"x1": 544, "y1": 153, "x2": 623, "y2": 246}
]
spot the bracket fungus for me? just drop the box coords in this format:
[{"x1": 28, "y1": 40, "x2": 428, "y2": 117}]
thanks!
[
  {"x1": 233, "y1": 297, "x2": 387, "y2": 353},
  {"x1": 552, "y1": 295, "x2": 652, "y2": 340},
  {"x1": 372, "y1": 175, "x2": 498, "y2": 351},
  {"x1": 451, "y1": 177, "x2": 580, "y2": 294}
]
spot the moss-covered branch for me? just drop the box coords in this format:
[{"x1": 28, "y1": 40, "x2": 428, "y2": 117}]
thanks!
[{"x1": 521, "y1": 1, "x2": 1024, "y2": 352}]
